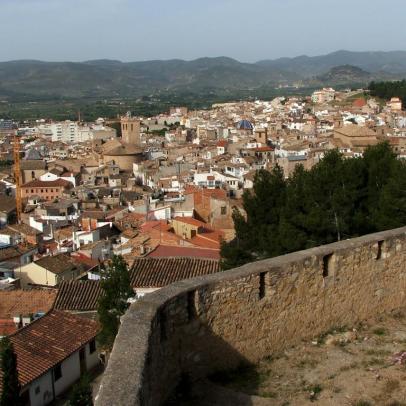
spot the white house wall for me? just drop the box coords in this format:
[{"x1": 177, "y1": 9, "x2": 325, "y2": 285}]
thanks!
[
  {"x1": 26, "y1": 342, "x2": 99, "y2": 406},
  {"x1": 85, "y1": 341, "x2": 99, "y2": 371},
  {"x1": 54, "y1": 352, "x2": 80, "y2": 396},
  {"x1": 27, "y1": 371, "x2": 54, "y2": 406}
]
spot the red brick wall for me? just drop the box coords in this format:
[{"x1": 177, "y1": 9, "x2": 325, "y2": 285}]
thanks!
[{"x1": 22, "y1": 186, "x2": 65, "y2": 201}]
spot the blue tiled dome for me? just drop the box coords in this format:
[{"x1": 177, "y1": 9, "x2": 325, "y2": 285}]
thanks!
[{"x1": 236, "y1": 119, "x2": 254, "y2": 130}]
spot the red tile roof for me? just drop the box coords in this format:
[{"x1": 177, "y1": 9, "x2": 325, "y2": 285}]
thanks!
[
  {"x1": 54, "y1": 280, "x2": 102, "y2": 311},
  {"x1": 141, "y1": 220, "x2": 170, "y2": 232},
  {"x1": 34, "y1": 253, "x2": 95, "y2": 275},
  {"x1": 0, "y1": 244, "x2": 36, "y2": 261},
  {"x1": 0, "y1": 289, "x2": 57, "y2": 320},
  {"x1": 0, "y1": 319, "x2": 17, "y2": 336},
  {"x1": 8, "y1": 310, "x2": 99, "y2": 388},
  {"x1": 353, "y1": 98, "x2": 367, "y2": 107},
  {"x1": 147, "y1": 244, "x2": 220, "y2": 260},
  {"x1": 173, "y1": 216, "x2": 205, "y2": 227},
  {"x1": 251, "y1": 146, "x2": 274, "y2": 152},
  {"x1": 184, "y1": 185, "x2": 227, "y2": 199},
  {"x1": 130, "y1": 257, "x2": 220, "y2": 288},
  {"x1": 189, "y1": 234, "x2": 222, "y2": 249},
  {"x1": 22, "y1": 179, "x2": 73, "y2": 188}
]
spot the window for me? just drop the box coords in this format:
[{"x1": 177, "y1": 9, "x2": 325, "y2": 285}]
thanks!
[
  {"x1": 323, "y1": 254, "x2": 333, "y2": 278},
  {"x1": 35, "y1": 386, "x2": 41, "y2": 395},
  {"x1": 89, "y1": 339, "x2": 96, "y2": 354},
  {"x1": 376, "y1": 240, "x2": 384, "y2": 260},
  {"x1": 187, "y1": 291, "x2": 197, "y2": 321},
  {"x1": 259, "y1": 272, "x2": 266, "y2": 299},
  {"x1": 54, "y1": 363, "x2": 62, "y2": 381},
  {"x1": 221, "y1": 206, "x2": 226, "y2": 215}
]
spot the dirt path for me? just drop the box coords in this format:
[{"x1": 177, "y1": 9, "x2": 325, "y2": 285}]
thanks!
[{"x1": 205, "y1": 309, "x2": 406, "y2": 406}]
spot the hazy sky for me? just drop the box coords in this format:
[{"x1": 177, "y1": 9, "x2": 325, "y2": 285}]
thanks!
[{"x1": 1, "y1": 0, "x2": 405, "y2": 62}]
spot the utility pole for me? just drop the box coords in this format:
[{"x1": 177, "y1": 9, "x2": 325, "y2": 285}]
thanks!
[{"x1": 13, "y1": 132, "x2": 22, "y2": 224}]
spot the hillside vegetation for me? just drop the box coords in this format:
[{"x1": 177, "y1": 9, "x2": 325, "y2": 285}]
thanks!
[
  {"x1": 1, "y1": 51, "x2": 406, "y2": 102},
  {"x1": 369, "y1": 80, "x2": 406, "y2": 104},
  {"x1": 221, "y1": 143, "x2": 406, "y2": 269}
]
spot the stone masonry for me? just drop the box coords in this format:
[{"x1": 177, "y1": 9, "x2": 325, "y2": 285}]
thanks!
[{"x1": 96, "y1": 227, "x2": 406, "y2": 406}]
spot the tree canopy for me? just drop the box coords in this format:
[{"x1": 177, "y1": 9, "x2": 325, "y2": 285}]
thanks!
[
  {"x1": 0, "y1": 337, "x2": 21, "y2": 406},
  {"x1": 221, "y1": 143, "x2": 406, "y2": 269},
  {"x1": 369, "y1": 80, "x2": 406, "y2": 105},
  {"x1": 97, "y1": 255, "x2": 134, "y2": 350}
]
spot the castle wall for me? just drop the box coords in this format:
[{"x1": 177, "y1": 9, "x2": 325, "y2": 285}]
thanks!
[{"x1": 96, "y1": 227, "x2": 406, "y2": 406}]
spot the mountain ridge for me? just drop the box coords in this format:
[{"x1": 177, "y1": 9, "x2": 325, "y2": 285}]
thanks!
[{"x1": 0, "y1": 51, "x2": 405, "y2": 101}]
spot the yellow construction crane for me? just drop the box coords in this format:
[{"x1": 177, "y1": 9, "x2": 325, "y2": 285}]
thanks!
[{"x1": 13, "y1": 132, "x2": 22, "y2": 223}]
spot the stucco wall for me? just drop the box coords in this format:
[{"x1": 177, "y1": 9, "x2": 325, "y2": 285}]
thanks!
[
  {"x1": 54, "y1": 352, "x2": 81, "y2": 395},
  {"x1": 19, "y1": 263, "x2": 57, "y2": 288},
  {"x1": 86, "y1": 340, "x2": 100, "y2": 371},
  {"x1": 96, "y1": 227, "x2": 406, "y2": 406},
  {"x1": 27, "y1": 371, "x2": 53, "y2": 406},
  {"x1": 103, "y1": 154, "x2": 142, "y2": 172}
]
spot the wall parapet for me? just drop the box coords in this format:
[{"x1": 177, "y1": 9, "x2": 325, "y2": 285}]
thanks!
[{"x1": 96, "y1": 227, "x2": 406, "y2": 406}]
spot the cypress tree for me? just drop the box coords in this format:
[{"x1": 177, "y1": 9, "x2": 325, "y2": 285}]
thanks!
[
  {"x1": 97, "y1": 255, "x2": 134, "y2": 350},
  {"x1": 0, "y1": 337, "x2": 21, "y2": 406}
]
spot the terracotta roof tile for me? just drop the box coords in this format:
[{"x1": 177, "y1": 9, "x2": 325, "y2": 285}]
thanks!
[
  {"x1": 4, "y1": 310, "x2": 99, "y2": 389},
  {"x1": 0, "y1": 319, "x2": 17, "y2": 336},
  {"x1": 22, "y1": 178, "x2": 72, "y2": 188},
  {"x1": 130, "y1": 257, "x2": 220, "y2": 288},
  {"x1": 0, "y1": 195, "x2": 16, "y2": 214},
  {"x1": 34, "y1": 254, "x2": 95, "y2": 275},
  {"x1": 54, "y1": 281, "x2": 102, "y2": 311},
  {"x1": 173, "y1": 216, "x2": 206, "y2": 227},
  {"x1": 147, "y1": 244, "x2": 220, "y2": 260},
  {"x1": 0, "y1": 289, "x2": 57, "y2": 319},
  {"x1": 20, "y1": 160, "x2": 47, "y2": 170},
  {"x1": 0, "y1": 244, "x2": 36, "y2": 262}
]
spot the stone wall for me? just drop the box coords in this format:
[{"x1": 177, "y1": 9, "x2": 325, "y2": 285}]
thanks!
[{"x1": 96, "y1": 227, "x2": 406, "y2": 406}]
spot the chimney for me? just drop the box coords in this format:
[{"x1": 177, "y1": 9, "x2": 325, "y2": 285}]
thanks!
[{"x1": 13, "y1": 315, "x2": 22, "y2": 329}]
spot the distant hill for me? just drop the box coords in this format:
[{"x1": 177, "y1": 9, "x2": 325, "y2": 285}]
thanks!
[
  {"x1": 313, "y1": 65, "x2": 372, "y2": 85},
  {"x1": 256, "y1": 50, "x2": 406, "y2": 77},
  {"x1": 0, "y1": 51, "x2": 405, "y2": 101},
  {"x1": 0, "y1": 57, "x2": 297, "y2": 100}
]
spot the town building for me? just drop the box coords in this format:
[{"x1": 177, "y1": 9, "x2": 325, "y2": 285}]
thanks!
[{"x1": 0, "y1": 310, "x2": 99, "y2": 406}]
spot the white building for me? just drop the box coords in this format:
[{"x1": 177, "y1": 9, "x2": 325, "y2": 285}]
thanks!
[
  {"x1": 50, "y1": 121, "x2": 91, "y2": 143},
  {"x1": 311, "y1": 88, "x2": 336, "y2": 104},
  {"x1": 8, "y1": 310, "x2": 100, "y2": 406}
]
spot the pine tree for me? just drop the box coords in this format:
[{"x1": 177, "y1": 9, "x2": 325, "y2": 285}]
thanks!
[
  {"x1": 97, "y1": 255, "x2": 134, "y2": 350},
  {"x1": 69, "y1": 374, "x2": 93, "y2": 406},
  {"x1": 221, "y1": 142, "x2": 406, "y2": 270},
  {"x1": 279, "y1": 164, "x2": 310, "y2": 252},
  {"x1": 373, "y1": 159, "x2": 406, "y2": 230},
  {"x1": 0, "y1": 337, "x2": 21, "y2": 406}
]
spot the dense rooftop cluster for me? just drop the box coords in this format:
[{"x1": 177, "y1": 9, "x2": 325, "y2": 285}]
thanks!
[{"x1": 0, "y1": 87, "x2": 404, "y2": 405}]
